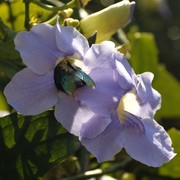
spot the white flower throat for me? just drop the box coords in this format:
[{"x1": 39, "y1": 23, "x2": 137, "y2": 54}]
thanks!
[{"x1": 117, "y1": 89, "x2": 140, "y2": 122}]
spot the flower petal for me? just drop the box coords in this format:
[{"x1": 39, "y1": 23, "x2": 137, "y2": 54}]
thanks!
[
  {"x1": 121, "y1": 111, "x2": 176, "y2": 167},
  {"x1": 83, "y1": 41, "x2": 116, "y2": 73},
  {"x1": 4, "y1": 68, "x2": 58, "y2": 115},
  {"x1": 15, "y1": 24, "x2": 63, "y2": 74},
  {"x1": 77, "y1": 68, "x2": 125, "y2": 116},
  {"x1": 136, "y1": 72, "x2": 161, "y2": 118},
  {"x1": 81, "y1": 111, "x2": 124, "y2": 162},
  {"x1": 114, "y1": 52, "x2": 136, "y2": 90},
  {"x1": 55, "y1": 92, "x2": 110, "y2": 138},
  {"x1": 80, "y1": 114, "x2": 111, "y2": 139},
  {"x1": 55, "y1": 22, "x2": 89, "y2": 59}
]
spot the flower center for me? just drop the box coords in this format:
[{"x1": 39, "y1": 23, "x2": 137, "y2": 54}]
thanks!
[
  {"x1": 54, "y1": 58, "x2": 95, "y2": 96},
  {"x1": 117, "y1": 89, "x2": 140, "y2": 122}
]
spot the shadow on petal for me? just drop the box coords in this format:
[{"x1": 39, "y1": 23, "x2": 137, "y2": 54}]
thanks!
[{"x1": 121, "y1": 111, "x2": 176, "y2": 167}]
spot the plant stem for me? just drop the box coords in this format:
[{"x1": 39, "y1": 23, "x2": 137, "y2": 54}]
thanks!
[
  {"x1": 6, "y1": 1, "x2": 15, "y2": 30},
  {"x1": 61, "y1": 158, "x2": 132, "y2": 180},
  {"x1": 24, "y1": 0, "x2": 30, "y2": 30},
  {"x1": 31, "y1": 0, "x2": 76, "y2": 11}
]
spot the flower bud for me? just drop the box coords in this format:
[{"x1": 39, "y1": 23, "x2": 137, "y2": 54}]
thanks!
[
  {"x1": 58, "y1": 8, "x2": 74, "y2": 19},
  {"x1": 62, "y1": 8, "x2": 74, "y2": 18},
  {"x1": 80, "y1": 0, "x2": 135, "y2": 43},
  {"x1": 64, "y1": 18, "x2": 80, "y2": 28}
]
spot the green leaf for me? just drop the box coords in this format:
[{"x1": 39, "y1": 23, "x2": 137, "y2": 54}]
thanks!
[
  {"x1": 0, "y1": 0, "x2": 52, "y2": 31},
  {"x1": 0, "y1": 18, "x2": 20, "y2": 60},
  {"x1": 159, "y1": 128, "x2": 180, "y2": 178},
  {"x1": 128, "y1": 31, "x2": 180, "y2": 117},
  {"x1": 0, "y1": 18, "x2": 23, "y2": 79},
  {"x1": 0, "y1": 111, "x2": 80, "y2": 179},
  {"x1": 128, "y1": 32, "x2": 158, "y2": 74},
  {"x1": 0, "y1": 90, "x2": 9, "y2": 111},
  {"x1": 0, "y1": 58, "x2": 23, "y2": 79},
  {"x1": 153, "y1": 65, "x2": 180, "y2": 117}
]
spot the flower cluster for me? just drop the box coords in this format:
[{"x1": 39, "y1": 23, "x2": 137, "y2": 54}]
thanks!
[{"x1": 4, "y1": 19, "x2": 176, "y2": 167}]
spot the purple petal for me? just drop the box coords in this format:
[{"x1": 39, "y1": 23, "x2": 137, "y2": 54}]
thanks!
[
  {"x1": 122, "y1": 111, "x2": 176, "y2": 167},
  {"x1": 55, "y1": 92, "x2": 110, "y2": 138},
  {"x1": 80, "y1": 114, "x2": 111, "y2": 139},
  {"x1": 83, "y1": 41, "x2": 116, "y2": 73},
  {"x1": 120, "y1": 110, "x2": 145, "y2": 133},
  {"x1": 114, "y1": 52, "x2": 136, "y2": 90},
  {"x1": 77, "y1": 68, "x2": 125, "y2": 116},
  {"x1": 81, "y1": 110, "x2": 176, "y2": 166},
  {"x1": 55, "y1": 22, "x2": 89, "y2": 59},
  {"x1": 81, "y1": 111, "x2": 124, "y2": 162},
  {"x1": 4, "y1": 68, "x2": 58, "y2": 115},
  {"x1": 15, "y1": 24, "x2": 63, "y2": 74},
  {"x1": 136, "y1": 72, "x2": 161, "y2": 118}
]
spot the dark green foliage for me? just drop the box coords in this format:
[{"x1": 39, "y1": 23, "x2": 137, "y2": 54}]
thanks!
[{"x1": 0, "y1": 111, "x2": 80, "y2": 180}]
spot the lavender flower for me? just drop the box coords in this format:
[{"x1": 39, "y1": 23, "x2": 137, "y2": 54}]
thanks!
[
  {"x1": 79, "y1": 52, "x2": 176, "y2": 167},
  {"x1": 4, "y1": 19, "x2": 175, "y2": 167},
  {"x1": 3, "y1": 20, "x2": 120, "y2": 137}
]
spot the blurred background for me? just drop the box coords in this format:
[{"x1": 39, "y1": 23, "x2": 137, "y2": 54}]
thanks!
[{"x1": 0, "y1": 0, "x2": 180, "y2": 179}]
